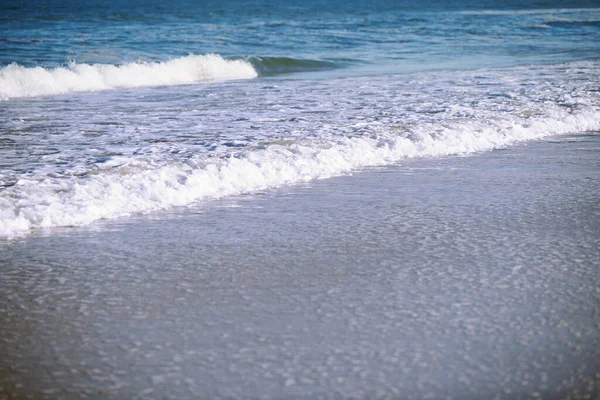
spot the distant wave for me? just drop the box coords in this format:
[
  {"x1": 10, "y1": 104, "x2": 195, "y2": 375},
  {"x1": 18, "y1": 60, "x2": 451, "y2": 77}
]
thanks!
[
  {"x1": 0, "y1": 54, "x2": 346, "y2": 99},
  {"x1": 1, "y1": 108, "x2": 599, "y2": 239},
  {"x1": 243, "y1": 56, "x2": 342, "y2": 76},
  {"x1": 0, "y1": 54, "x2": 258, "y2": 99}
]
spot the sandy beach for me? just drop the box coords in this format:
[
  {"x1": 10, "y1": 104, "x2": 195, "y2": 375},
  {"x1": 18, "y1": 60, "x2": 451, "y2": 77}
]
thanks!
[{"x1": 1, "y1": 132, "x2": 599, "y2": 399}]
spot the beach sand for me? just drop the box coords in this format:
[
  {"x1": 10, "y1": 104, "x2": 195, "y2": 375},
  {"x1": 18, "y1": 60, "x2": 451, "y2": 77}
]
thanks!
[{"x1": 1, "y1": 132, "x2": 599, "y2": 399}]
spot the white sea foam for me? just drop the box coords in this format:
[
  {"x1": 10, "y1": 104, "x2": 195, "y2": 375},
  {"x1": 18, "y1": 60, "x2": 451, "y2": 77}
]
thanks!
[
  {"x1": 1, "y1": 107, "x2": 599, "y2": 239},
  {"x1": 0, "y1": 54, "x2": 258, "y2": 99}
]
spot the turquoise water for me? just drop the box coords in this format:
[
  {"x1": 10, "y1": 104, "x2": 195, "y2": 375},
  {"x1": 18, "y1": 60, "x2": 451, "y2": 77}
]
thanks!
[{"x1": 1, "y1": 0, "x2": 600, "y2": 236}]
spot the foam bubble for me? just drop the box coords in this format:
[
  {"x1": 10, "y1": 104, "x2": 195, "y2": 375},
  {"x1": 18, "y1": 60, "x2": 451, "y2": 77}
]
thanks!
[
  {"x1": 1, "y1": 108, "x2": 598, "y2": 239},
  {"x1": 0, "y1": 54, "x2": 258, "y2": 99}
]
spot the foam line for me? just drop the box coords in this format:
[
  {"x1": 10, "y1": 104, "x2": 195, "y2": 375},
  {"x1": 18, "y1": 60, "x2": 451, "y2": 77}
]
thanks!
[
  {"x1": 0, "y1": 54, "x2": 258, "y2": 99},
  {"x1": 1, "y1": 108, "x2": 598, "y2": 239}
]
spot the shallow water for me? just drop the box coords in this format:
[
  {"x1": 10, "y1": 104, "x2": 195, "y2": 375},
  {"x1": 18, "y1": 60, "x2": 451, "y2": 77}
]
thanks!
[
  {"x1": 1, "y1": 133, "x2": 599, "y2": 399},
  {"x1": 2, "y1": 61, "x2": 600, "y2": 238},
  {"x1": 1, "y1": 0, "x2": 600, "y2": 237}
]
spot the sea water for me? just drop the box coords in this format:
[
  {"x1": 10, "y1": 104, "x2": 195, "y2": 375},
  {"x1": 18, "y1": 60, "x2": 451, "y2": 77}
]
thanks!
[
  {"x1": 2, "y1": 1, "x2": 600, "y2": 398},
  {"x1": 1, "y1": 0, "x2": 600, "y2": 237}
]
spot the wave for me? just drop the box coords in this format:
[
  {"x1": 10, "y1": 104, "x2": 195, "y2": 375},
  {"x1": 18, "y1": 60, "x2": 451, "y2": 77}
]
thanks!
[
  {"x1": 0, "y1": 54, "x2": 258, "y2": 100},
  {"x1": 242, "y1": 56, "x2": 342, "y2": 76},
  {"x1": 1, "y1": 108, "x2": 599, "y2": 239},
  {"x1": 0, "y1": 54, "x2": 345, "y2": 99}
]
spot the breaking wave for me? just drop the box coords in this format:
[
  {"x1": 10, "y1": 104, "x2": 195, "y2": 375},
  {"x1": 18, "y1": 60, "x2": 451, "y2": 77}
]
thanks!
[
  {"x1": 0, "y1": 54, "x2": 258, "y2": 99},
  {"x1": 1, "y1": 108, "x2": 599, "y2": 239},
  {"x1": 245, "y1": 56, "x2": 342, "y2": 76}
]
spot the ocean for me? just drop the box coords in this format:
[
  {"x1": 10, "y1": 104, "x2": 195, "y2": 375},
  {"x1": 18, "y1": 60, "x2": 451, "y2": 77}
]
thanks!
[
  {"x1": 1, "y1": 0, "x2": 599, "y2": 398},
  {"x1": 1, "y1": 0, "x2": 600, "y2": 237}
]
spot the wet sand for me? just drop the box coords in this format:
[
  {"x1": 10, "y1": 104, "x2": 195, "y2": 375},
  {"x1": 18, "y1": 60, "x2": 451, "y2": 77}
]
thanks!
[{"x1": 1, "y1": 133, "x2": 599, "y2": 399}]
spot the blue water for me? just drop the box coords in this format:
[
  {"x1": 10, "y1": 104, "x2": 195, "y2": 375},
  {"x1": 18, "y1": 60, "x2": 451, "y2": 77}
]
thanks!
[
  {"x1": 1, "y1": 0, "x2": 600, "y2": 237},
  {"x1": 2, "y1": 0, "x2": 599, "y2": 71}
]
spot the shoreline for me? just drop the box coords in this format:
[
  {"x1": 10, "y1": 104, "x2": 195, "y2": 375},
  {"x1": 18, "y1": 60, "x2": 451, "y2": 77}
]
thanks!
[{"x1": 1, "y1": 132, "x2": 599, "y2": 399}]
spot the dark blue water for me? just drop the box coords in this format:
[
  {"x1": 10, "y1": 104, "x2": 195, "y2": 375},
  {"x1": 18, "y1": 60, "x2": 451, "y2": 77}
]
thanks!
[{"x1": 2, "y1": 0, "x2": 599, "y2": 72}]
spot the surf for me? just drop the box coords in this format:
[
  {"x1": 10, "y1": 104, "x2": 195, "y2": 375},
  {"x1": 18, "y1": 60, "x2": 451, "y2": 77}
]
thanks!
[
  {"x1": 0, "y1": 54, "x2": 258, "y2": 100},
  {"x1": 1, "y1": 105, "x2": 599, "y2": 239}
]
